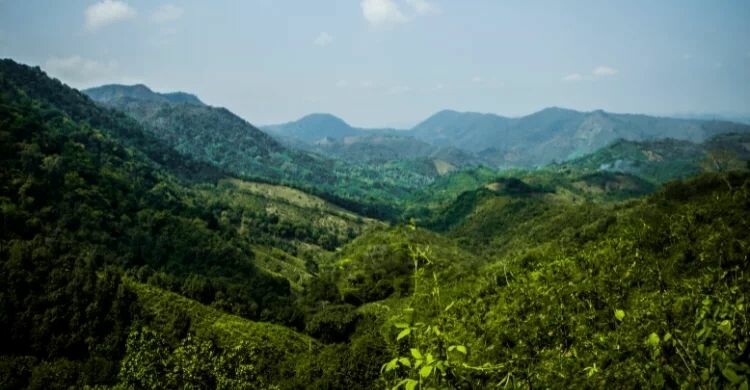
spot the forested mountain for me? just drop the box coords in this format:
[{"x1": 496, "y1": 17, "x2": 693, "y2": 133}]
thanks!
[
  {"x1": 0, "y1": 59, "x2": 378, "y2": 387},
  {"x1": 2, "y1": 58, "x2": 750, "y2": 389},
  {"x1": 562, "y1": 132, "x2": 750, "y2": 184},
  {"x1": 83, "y1": 85, "x2": 429, "y2": 220},
  {"x1": 84, "y1": 84, "x2": 289, "y2": 177}
]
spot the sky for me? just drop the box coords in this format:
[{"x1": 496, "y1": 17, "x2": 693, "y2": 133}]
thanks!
[{"x1": 1, "y1": 0, "x2": 749, "y2": 127}]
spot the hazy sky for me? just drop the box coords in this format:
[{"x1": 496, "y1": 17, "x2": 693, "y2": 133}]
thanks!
[{"x1": 1, "y1": 0, "x2": 749, "y2": 127}]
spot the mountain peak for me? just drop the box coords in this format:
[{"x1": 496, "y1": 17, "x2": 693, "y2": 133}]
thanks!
[
  {"x1": 263, "y1": 113, "x2": 359, "y2": 142},
  {"x1": 534, "y1": 106, "x2": 582, "y2": 116},
  {"x1": 83, "y1": 84, "x2": 204, "y2": 106},
  {"x1": 299, "y1": 113, "x2": 351, "y2": 126}
]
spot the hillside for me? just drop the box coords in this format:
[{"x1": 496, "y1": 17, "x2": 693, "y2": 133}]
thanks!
[
  {"x1": 82, "y1": 89, "x2": 409, "y2": 219},
  {"x1": 84, "y1": 84, "x2": 290, "y2": 178},
  {"x1": 322, "y1": 173, "x2": 750, "y2": 388},
  {"x1": 563, "y1": 133, "x2": 750, "y2": 184},
  {"x1": 0, "y1": 60, "x2": 385, "y2": 387}
]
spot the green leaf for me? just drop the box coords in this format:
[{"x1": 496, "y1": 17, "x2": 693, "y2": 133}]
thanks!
[
  {"x1": 394, "y1": 322, "x2": 410, "y2": 329},
  {"x1": 405, "y1": 379, "x2": 418, "y2": 390},
  {"x1": 614, "y1": 309, "x2": 625, "y2": 321},
  {"x1": 722, "y1": 367, "x2": 742, "y2": 384},
  {"x1": 410, "y1": 348, "x2": 423, "y2": 360},
  {"x1": 393, "y1": 379, "x2": 409, "y2": 390},
  {"x1": 398, "y1": 357, "x2": 411, "y2": 367},
  {"x1": 646, "y1": 332, "x2": 660, "y2": 347},
  {"x1": 718, "y1": 320, "x2": 732, "y2": 335},
  {"x1": 456, "y1": 345, "x2": 468, "y2": 354},
  {"x1": 420, "y1": 365, "x2": 433, "y2": 378},
  {"x1": 397, "y1": 328, "x2": 411, "y2": 341},
  {"x1": 382, "y1": 358, "x2": 398, "y2": 373}
]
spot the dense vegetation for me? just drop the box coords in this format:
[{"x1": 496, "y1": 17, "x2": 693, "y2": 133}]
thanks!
[
  {"x1": 561, "y1": 134, "x2": 750, "y2": 184},
  {"x1": 0, "y1": 60, "x2": 374, "y2": 387},
  {"x1": 2, "y1": 59, "x2": 749, "y2": 389}
]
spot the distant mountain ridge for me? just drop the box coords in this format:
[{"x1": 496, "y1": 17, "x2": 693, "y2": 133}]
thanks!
[
  {"x1": 262, "y1": 113, "x2": 404, "y2": 143},
  {"x1": 83, "y1": 80, "x2": 750, "y2": 202},
  {"x1": 84, "y1": 83, "x2": 205, "y2": 106},
  {"x1": 264, "y1": 108, "x2": 750, "y2": 168},
  {"x1": 410, "y1": 107, "x2": 750, "y2": 166},
  {"x1": 264, "y1": 114, "x2": 487, "y2": 168}
]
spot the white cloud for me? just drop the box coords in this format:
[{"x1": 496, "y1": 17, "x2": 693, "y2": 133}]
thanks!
[
  {"x1": 405, "y1": 0, "x2": 439, "y2": 14},
  {"x1": 361, "y1": 0, "x2": 408, "y2": 26},
  {"x1": 335, "y1": 79, "x2": 349, "y2": 88},
  {"x1": 313, "y1": 32, "x2": 333, "y2": 46},
  {"x1": 85, "y1": 0, "x2": 136, "y2": 31},
  {"x1": 562, "y1": 73, "x2": 583, "y2": 82},
  {"x1": 592, "y1": 66, "x2": 618, "y2": 77},
  {"x1": 432, "y1": 83, "x2": 444, "y2": 91},
  {"x1": 360, "y1": 80, "x2": 376, "y2": 88},
  {"x1": 471, "y1": 76, "x2": 482, "y2": 83},
  {"x1": 44, "y1": 56, "x2": 120, "y2": 87},
  {"x1": 151, "y1": 4, "x2": 183, "y2": 23}
]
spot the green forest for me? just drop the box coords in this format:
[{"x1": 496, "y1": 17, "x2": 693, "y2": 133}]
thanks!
[{"x1": 1, "y1": 56, "x2": 749, "y2": 390}]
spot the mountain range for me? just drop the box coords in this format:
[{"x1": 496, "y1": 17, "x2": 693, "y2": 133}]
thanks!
[
  {"x1": 265, "y1": 107, "x2": 750, "y2": 168},
  {"x1": 84, "y1": 84, "x2": 750, "y2": 175}
]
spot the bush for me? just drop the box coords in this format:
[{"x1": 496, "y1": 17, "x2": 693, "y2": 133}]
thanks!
[{"x1": 305, "y1": 304, "x2": 362, "y2": 343}]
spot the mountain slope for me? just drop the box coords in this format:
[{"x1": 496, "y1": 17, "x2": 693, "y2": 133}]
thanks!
[
  {"x1": 86, "y1": 87, "x2": 446, "y2": 220},
  {"x1": 84, "y1": 85, "x2": 289, "y2": 179},
  {"x1": 563, "y1": 133, "x2": 750, "y2": 184},
  {"x1": 0, "y1": 59, "x2": 385, "y2": 387}
]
